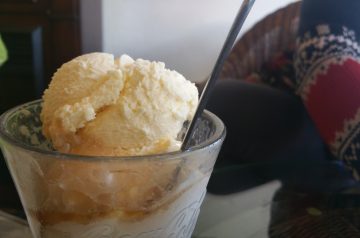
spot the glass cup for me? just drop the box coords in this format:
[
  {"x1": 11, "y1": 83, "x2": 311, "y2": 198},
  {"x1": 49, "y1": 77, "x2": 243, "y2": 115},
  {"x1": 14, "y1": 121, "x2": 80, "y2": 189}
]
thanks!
[{"x1": 0, "y1": 100, "x2": 226, "y2": 238}]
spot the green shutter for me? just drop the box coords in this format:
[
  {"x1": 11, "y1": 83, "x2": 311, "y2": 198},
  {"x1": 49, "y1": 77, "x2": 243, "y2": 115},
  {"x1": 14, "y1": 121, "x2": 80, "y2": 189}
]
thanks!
[{"x1": 0, "y1": 35, "x2": 8, "y2": 67}]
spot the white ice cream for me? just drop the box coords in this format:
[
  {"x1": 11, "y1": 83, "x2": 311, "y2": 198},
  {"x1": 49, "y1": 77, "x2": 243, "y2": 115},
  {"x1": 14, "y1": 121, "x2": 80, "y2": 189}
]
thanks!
[{"x1": 41, "y1": 53, "x2": 198, "y2": 156}]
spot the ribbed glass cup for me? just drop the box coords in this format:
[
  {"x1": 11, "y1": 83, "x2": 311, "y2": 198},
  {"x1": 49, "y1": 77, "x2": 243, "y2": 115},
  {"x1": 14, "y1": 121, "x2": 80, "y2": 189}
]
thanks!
[{"x1": 0, "y1": 100, "x2": 225, "y2": 238}]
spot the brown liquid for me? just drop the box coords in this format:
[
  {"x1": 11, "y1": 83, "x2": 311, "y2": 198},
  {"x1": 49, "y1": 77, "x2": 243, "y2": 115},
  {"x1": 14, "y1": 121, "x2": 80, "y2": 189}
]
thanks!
[{"x1": 29, "y1": 185, "x2": 189, "y2": 226}]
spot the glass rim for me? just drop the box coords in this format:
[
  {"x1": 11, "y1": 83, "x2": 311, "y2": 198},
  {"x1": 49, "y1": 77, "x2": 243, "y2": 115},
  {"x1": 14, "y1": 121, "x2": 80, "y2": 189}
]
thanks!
[{"x1": 0, "y1": 99, "x2": 226, "y2": 162}]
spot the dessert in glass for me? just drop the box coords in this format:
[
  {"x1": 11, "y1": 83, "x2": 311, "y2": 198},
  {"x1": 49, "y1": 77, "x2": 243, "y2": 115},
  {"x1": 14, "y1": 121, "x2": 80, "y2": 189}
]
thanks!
[{"x1": 0, "y1": 53, "x2": 225, "y2": 238}]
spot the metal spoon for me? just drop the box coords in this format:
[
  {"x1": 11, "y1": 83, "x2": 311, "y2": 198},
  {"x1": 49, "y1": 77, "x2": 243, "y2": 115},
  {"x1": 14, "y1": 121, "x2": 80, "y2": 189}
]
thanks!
[{"x1": 181, "y1": 0, "x2": 256, "y2": 150}]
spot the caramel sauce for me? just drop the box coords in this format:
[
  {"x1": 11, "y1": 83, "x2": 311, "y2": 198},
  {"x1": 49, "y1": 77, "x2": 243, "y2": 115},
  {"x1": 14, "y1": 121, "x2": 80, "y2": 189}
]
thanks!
[{"x1": 29, "y1": 184, "x2": 189, "y2": 226}]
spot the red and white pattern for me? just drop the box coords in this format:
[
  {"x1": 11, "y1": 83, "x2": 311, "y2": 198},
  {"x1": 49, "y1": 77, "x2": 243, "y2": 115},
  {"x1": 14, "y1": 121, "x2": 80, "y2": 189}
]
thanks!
[{"x1": 295, "y1": 25, "x2": 360, "y2": 179}]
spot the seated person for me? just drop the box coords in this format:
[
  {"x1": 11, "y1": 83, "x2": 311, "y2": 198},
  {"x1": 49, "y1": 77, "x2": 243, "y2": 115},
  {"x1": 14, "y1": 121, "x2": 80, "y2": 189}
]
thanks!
[{"x1": 207, "y1": 0, "x2": 360, "y2": 194}]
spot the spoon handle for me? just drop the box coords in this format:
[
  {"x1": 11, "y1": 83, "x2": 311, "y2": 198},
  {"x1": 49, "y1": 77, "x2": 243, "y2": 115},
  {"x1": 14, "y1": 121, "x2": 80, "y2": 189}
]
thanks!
[{"x1": 181, "y1": 0, "x2": 256, "y2": 150}]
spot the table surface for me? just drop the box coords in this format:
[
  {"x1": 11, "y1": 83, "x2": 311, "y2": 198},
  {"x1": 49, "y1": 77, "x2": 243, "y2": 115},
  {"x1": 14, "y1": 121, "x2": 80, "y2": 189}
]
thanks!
[{"x1": 194, "y1": 182, "x2": 360, "y2": 238}]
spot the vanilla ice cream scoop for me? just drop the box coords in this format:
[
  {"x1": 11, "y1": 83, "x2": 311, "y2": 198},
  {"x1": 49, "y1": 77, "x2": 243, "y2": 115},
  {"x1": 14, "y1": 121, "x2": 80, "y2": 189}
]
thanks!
[{"x1": 41, "y1": 52, "x2": 198, "y2": 156}]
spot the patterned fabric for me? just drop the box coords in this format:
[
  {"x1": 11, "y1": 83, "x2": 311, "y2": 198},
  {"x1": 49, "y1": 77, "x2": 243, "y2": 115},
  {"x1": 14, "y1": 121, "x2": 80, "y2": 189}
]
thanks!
[{"x1": 295, "y1": 0, "x2": 360, "y2": 179}]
